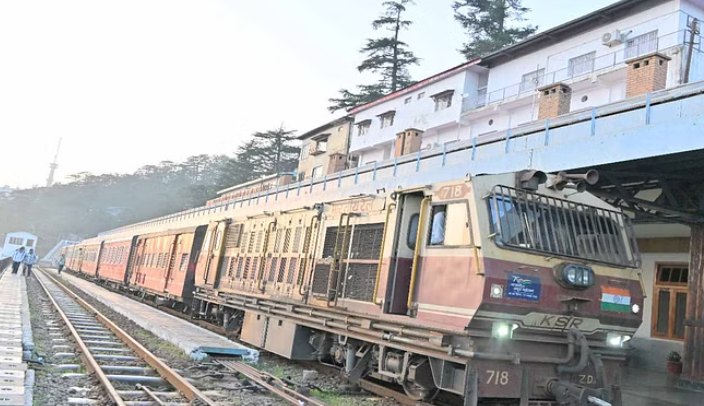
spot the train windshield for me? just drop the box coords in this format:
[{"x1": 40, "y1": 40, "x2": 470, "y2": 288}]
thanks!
[{"x1": 488, "y1": 185, "x2": 640, "y2": 268}]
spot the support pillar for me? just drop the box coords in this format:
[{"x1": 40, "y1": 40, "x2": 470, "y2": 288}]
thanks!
[{"x1": 681, "y1": 224, "x2": 704, "y2": 387}]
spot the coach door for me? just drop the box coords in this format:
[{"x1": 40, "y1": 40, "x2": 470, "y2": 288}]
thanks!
[
  {"x1": 195, "y1": 221, "x2": 228, "y2": 288},
  {"x1": 163, "y1": 234, "x2": 180, "y2": 292},
  {"x1": 385, "y1": 191, "x2": 428, "y2": 315}
]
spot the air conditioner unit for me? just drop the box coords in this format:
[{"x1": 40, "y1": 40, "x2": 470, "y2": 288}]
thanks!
[{"x1": 602, "y1": 30, "x2": 624, "y2": 47}]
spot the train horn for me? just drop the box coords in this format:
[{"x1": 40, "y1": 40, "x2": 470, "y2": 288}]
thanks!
[
  {"x1": 560, "y1": 170, "x2": 599, "y2": 186},
  {"x1": 516, "y1": 170, "x2": 547, "y2": 191}
]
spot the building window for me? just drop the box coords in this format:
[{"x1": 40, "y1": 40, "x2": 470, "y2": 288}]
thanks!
[
  {"x1": 428, "y1": 203, "x2": 471, "y2": 246},
  {"x1": 311, "y1": 166, "x2": 324, "y2": 179},
  {"x1": 432, "y1": 90, "x2": 454, "y2": 111},
  {"x1": 652, "y1": 264, "x2": 688, "y2": 340},
  {"x1": 378, "y1": 111, "x2": 395, "y2": 128},
  {"x1": 404, "y1": 97, "x2": 412, "y2": 104},
  {"x1": 356, "y1": 120, "x2": 371, "y2": 136},
  {"x1": 25, "y1": 239, "x2": 34, "y2": 247},
  {"x1": 568, "y1": 52, "x2": 596, "y2": 77},
  {"x1": 8, "y1": 237, "x2": 23, "y2": 245},
  {"x1": 298, "y1": 172, "x2": 305, "y2": 181},
  {"x1": 310, "y1": 135, "x2": 328, "y2": 155},
  {"x1": 519, "y1": 68, "x2": 545, "y2": 92},
  {"x1": 626, "y1": 30, "x2": 658, "y2": 59},
  {"x1": 417, "y1": 92, "x2": 425, "y2": 99},
  {"x1": 300, "y1": 144, "x2": 310, "y2": 160}
]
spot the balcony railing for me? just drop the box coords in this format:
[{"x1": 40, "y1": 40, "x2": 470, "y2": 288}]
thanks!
[{"x1": 463, "y1": 30, "x2": 691, "y2": 113}]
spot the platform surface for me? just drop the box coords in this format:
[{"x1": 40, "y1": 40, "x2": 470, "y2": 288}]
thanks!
[
  {"x1": 45, "y1": 268, "x2": 258, "y2": 361},
  {"x1": 0, "y1": 270, "x2": 31, "y2": 406}
]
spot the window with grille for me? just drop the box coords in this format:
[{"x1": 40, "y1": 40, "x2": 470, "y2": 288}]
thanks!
[
  {"x1": 379, "y1": 112, "x2": 395, "y2": 129},
  {"x1": 520, "y1": 69, "x2": 545, "y2": 92},
  {"x1": 268, "y1": 258, "x2": 278, "y2": 282},
  {"x1": 228, "y1": 257, "x2": 236, "y2": 277},
  {"x1": 625, "y1": 31, "x2": 658, "y2": 59},
  {"x1": 179, "y1": 253, "x2": 189, "y2": 271},
  {"x1": 652, "y1": 264, "x2": 688, "y2": 341},
  {"x1": 568, "y1": 52, "x2": 595, "y2": 77},
  {"x1": 277, "y1": 258, "x2": 288, "y2": 283},
  {"x1": 226, "y1": 224, "x2": 243, "y2": 248},
  {"x1": 432, "y1": 90, "x2": 454, "y2": 111}
]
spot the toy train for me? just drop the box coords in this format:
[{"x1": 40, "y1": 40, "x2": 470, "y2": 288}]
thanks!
[{"x1": 63, "y1": 169, "x2": 642, "y2": 406}]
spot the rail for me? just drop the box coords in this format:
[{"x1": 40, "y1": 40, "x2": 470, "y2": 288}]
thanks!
[{"x1": 35, "y1": 268, "x2": 220, "y2": 405}]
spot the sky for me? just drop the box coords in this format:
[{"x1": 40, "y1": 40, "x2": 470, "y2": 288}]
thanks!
[{"x1": 0, "y1": 0, "x2": 618, "y2": 188}]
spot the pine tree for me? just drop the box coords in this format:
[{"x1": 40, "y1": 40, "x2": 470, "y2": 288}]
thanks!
[
  {"x1": 250, "y1": 125, "x2": 300, "y2": 175},
  {"x1": 453, "y1": 0, "x2": 537, "y2": 60},
  {"x1": 329, "y1": 1, "x2": 419, "y2": 112}
]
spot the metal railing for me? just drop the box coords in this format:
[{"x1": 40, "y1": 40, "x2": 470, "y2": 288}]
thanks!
[
  {"x1": 464, "y1": 30, "x2": 692, "y2": 112},
  {"x1": 488, "y1": 185, "x2": 640, "y2": 268}
]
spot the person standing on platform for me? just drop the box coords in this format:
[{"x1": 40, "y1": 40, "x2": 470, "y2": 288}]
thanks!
[
  {"x1": 23, "y1": 249, "x2": 38, "y2": 277},
  {"x1": 58, "y1": 254, "x2": 66, "y2": 274},
  {"x1": 11, "y1": 247, "x2": 26, "y2": 274}
]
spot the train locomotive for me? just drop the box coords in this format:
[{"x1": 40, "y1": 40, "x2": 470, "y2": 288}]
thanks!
[{"x1": 62, "y1": 169, "x2": 643, "y2": 406}]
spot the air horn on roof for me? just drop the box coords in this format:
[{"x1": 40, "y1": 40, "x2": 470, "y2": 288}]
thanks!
[{"x1": 550, "y1": 170, "x2": 599, "y2": 193}]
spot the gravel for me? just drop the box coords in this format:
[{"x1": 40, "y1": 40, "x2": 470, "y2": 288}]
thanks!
[
  {"x1": 27, "y1": 275, "x2": 107, "y2": 406},
  {"x1": 50, "y1": 271, "x2": 405, "y2": 406}
]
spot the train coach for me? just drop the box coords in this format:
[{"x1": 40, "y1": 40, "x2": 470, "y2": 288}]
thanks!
[{"x1": 63, "y1": 169, "x2": 643, "y2": 406}]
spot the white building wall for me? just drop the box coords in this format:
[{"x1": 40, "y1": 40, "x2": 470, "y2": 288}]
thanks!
[
  {"x1": 350, "y1": 69, "x2": 481, "y2": 164},
  {"x1": 1, "y1": 232, "x2": 38, "y2": 259},
  {"x1": 485, "y1": 2, "x2": 682, "y2": 96}
]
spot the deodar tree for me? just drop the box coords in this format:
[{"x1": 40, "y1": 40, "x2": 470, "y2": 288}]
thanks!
[
  {"x1": 453, "y1": 0, "x2": 537, "y2": 60},
  {"x1": 329, "y1": 0, "x2": 420, "y2": 112}
]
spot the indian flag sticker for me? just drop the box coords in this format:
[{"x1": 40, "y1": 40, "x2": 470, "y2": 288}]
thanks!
[{"x1": 601, "y1": 286, "x2": 631, "y2": 313}]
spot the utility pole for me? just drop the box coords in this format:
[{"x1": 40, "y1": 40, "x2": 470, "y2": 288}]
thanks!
[
  {"x1": 684, "y1": 17, "x2": 700, "y2": 84},
  {"x1": 46, "y1": 137, "x2": 62, "y2": 187}
]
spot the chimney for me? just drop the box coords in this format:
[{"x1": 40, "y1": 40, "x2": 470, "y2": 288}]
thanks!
[
  {"x1": 538, "y1": 83, "x2": 572, "y2": 120},
  {"x1": 394, "y1": 128, "x2": 424, "y2": 158},
  {"x1": 327, "y1": 153, "x2": 346, "y2": 174},
  {"x1": 625, "y1": 52, "x2": 670, "y2": 98}
]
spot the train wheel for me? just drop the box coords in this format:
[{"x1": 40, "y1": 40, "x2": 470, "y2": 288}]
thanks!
[
  {"x1": 402, "y1": 380, "x2": 439, "y2": 401},
  {"x1": 401, "y1": 356, "x2": 439, "y2": 401}
]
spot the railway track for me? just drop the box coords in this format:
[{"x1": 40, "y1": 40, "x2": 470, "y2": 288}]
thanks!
[
  {"x1": 40, "y1": 268, "x2": 453, "y2": 406},
  {"x1": 35, "y1": 268, "x2": 225, "y2": 406}
]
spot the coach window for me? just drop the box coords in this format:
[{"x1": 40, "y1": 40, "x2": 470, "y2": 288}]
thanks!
[
  {"x1": 428, "y1": 202, "x2": 470, "y2": 246},
  {"x1": 407, "y1": 213, "x2": 420, "y2": 250}
]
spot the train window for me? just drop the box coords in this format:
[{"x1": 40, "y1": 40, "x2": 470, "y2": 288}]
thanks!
[
  {"x1": 179, "y1": 254, "x2": 189, "y2": 271},
  {"x1": 428, "y1": 203, "x2": 470, "y2": 246},
  {"x1": 214, "y1": 229, "x2": 223, "y2": 251},
  {"x1": 407, "y1": 214, "x2": 420, "y2": 250},
  {"x1": 429, "y1": 206, "x2": 446, "y2": 245}
]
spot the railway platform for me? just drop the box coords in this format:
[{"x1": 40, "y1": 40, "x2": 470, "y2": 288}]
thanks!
[
  {"x1": 43, "y1": 268, "x2": 258, "y2": 362},
  {"x1": 0, "y1": 269, "x2": 33, "y2": 406}
]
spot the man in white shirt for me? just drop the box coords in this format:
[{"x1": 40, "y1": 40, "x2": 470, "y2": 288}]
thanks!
[
  {"x1": 23, "y1": 249, "x2": 38, "y2": 277},
  {"x1": 11, "y1": 247, "x2": 26, "y2": 274}
]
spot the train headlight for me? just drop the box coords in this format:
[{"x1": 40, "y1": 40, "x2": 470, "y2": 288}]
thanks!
[
  {"x1": 606, "y1": 333, "x2": 632, "y2": 347},
  {"x1": 492, "y1": 322, "x2": 518, "y2": 339},
  {"x1": 631, "y1": 304, "x2": 640, "y2": 314},
  {"x1": 490, "y1": 284, "x2": 503, "y2": 298},
  {"x1": 555, "y1": 264, "x2": 595, "y2": 290}
]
